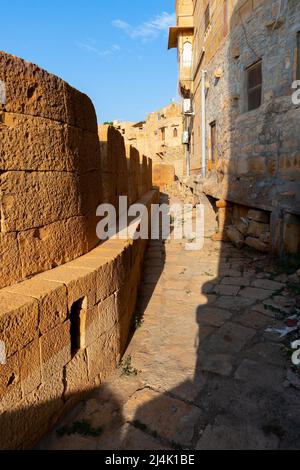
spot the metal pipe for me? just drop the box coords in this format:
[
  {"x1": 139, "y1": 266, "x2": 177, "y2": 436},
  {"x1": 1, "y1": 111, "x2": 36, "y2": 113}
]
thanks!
[
  {"x1": 186, "y1": 145, "x2": 190, "y2": 176},
  {"x1": 201, "y1": 69, "x2": 207, "y2": 178}
]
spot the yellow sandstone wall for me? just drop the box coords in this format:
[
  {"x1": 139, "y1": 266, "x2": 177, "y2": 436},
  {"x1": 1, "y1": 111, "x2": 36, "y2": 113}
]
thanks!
[
  {"x1": 153, "y1": 163, "x2": 176, "y2": 191},
  {"x1": 0, "y1": 52, "x2": 157, "y2": 449},
  {"x1": 0, "y1": 51, "x2": 102, "y2": 288}
]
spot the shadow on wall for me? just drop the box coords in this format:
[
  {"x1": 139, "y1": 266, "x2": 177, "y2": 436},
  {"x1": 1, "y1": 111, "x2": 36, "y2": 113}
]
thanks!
[
  {"x1": 0, "y1": 194, "x2": 167, "y2": 451},
  {"x1": 113, "y1": 0, "x2": 300, "y2": 450},
  {"x1": 202, "y1": 0, "x2": 300, "y2": 257},
  {"x1": 32, "y1": 0, "x2": 300, "y2": 451}
]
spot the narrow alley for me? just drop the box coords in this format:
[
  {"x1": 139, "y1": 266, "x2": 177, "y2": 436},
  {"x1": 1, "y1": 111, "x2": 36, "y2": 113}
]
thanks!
[{"x1": 39, "y1": 193, "x2": 300, "y2": 451}]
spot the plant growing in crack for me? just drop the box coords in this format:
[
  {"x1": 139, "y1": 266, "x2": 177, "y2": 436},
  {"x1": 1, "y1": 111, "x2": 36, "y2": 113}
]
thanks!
[
  {"x1": 119, "y1": 355, "x2": 139, "y2": 376},
  {"x1": 56, "y1": 420, "x2": 103, "y2": 438}
]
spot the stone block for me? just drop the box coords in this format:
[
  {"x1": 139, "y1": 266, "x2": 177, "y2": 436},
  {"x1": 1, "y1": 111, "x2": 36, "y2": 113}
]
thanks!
[
  {"x1": 0, "y1": 113, "x2": 71, "y2": 172},
  {"x1": 41, "y1": 265, "x2": 97, "y2": 310},
  {"x1": 239, "y1": 287, "x2": 273, "y2": 301},
  {"x1": 64, "y1": 83, "x2": 97, "y2": 132},
  {"x1": 0, "y1": 232, "x2": 22, "y2": 289},
  {"x1": 0, "y1": 291, "x2": 38, "y2": 357},
  {"x1": 226, "y1": 225, "x2": 244, "y2": 248},
  {"x1": 87, "y1": 325, "x2": 120, "y2": 381},
  {"x1": 19, "y1": 338, "x2": 41, "y2": 396},
  {"x1": 0, "y1": 171, "x2": 81, "y2": 232},
  {"x1": 64, "y1": 349, "x2": 90, "y2": 397},
  {"x1": 0, "y1": 352, "x2": 22, "y2": 411},
  {"x1": 6, "y1": 277, "x2": 68, "y2": 335},
  {"x1": 85, "y1": 294, "x2": 117, "y2": 347},
  {"x1": 245, "y1": 237, "x2": 270, "y2": 252},
  {"x1": 248, "y1": 209, "x2": 270, "y2": 224},
  {"x1": 202, "y1": 322, "x2": 256, "y2": 354},
  {"x1": 123, "y1": 388, "x2": 202, "y2": 448},
  {"x1": 17, "y1": 216, "x2": 89, "y2": 280},
  {"x1": 247, "y1": 220, "x2": 270, "y2": 238},
  {"x1": 65, "y1": 125, "x2": 102, "y2": 173},
  {"x1": 236, "y1": 218, "x2": 249, "y2": 235},
  {"x1": 40, "y1": 321, "x2": 71, "y2": 378},
  {"x1": 0, "y1": 51, "x2": 66, "y2": 122}
]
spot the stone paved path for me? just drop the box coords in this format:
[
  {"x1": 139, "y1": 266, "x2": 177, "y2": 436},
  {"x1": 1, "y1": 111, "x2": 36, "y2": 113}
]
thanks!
[{"x1": 39, "y1": 195, "x2": 300, "y2": 450}]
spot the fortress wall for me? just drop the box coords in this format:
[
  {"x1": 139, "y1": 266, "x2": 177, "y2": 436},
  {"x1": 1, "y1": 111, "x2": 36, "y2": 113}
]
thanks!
[
  {"x1": 0, "y1": 52, "x2": 157, "y2": 448},
  {"x1": 0, "y1": 51, "x2": 102, "y2": 288}
]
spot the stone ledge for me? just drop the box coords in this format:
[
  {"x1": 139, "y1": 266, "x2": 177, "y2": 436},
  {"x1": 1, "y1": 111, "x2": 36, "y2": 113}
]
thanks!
[{"x1": 0, "y1": 188, "x2": 159, "y2": 450}]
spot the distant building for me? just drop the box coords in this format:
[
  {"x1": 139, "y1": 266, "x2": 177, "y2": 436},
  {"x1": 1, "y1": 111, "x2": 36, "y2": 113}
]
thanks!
[{"x1": 113, "y1": 102, "x2": 186, "y2": 177}]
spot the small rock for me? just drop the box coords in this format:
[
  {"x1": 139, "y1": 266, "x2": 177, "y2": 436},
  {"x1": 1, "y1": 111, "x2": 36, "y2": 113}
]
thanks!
[
  {"x1": 245, "y1": 237, "x2": 270, "y2": 253},
  {"x1": 236, "y1": 218, "x2": 249, "y2": 235},
  {"x1": 247, "y1": 209, "x2": 270, "y2": 224},
  {"x1": 288, "y1": 274, "x2": 300, "y2": 284},
  {"x1": 226, "y1": 225, "x2": 244, "y2": 249}
]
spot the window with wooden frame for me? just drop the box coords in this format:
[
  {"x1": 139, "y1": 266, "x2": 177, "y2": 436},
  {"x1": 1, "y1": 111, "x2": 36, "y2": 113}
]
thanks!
[
  {"x1": 210, "y1": 121, "x2": 217, "y2": 164},
  {"x1": 173, "y1": 127, "x2": 178, "y2": 138},
  {"x1": 246, "y1": 60, "x2": 262, "y2": 111},
  {"x1": 204, "y1": 3, "x2": 210, "y2": 32},
  {"x1": 297, "y1": 32, "x2": 300, "y2": 80}
]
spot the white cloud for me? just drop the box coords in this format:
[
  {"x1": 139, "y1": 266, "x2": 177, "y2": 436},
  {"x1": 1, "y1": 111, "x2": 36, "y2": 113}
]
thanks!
[
  {"x1": 112, "y1": 12, "x2": 175, "y2": 41},
  {"x1": 77, "y1": 40, "x2": 121, "y2": 57}
]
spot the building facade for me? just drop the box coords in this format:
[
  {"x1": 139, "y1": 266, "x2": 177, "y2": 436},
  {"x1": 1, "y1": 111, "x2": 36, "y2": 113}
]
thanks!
[
  {"x1": 169, "y1": 0, "x2": 300, "y2": 255},
  {"x1": 113, "y1": 102, "x2": 186, "y2": 177}
]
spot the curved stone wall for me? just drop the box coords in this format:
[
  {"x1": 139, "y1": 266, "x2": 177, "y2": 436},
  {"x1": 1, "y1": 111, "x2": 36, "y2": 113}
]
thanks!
[
  {"x1": 0, "y1": 51, "x2": 102, "y2": 288},
  {"x1": 0, "y1": 52, "x2": 156, "y2": 449}
]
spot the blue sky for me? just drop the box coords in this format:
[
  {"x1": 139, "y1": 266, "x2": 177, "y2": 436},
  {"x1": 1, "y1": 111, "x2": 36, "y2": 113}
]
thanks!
[{"x1": 1, "y1": 0, "x2": 178, "y2": 122}]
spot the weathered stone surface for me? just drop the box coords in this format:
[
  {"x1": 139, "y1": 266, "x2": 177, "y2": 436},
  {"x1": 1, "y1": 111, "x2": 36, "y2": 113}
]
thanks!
[
  {"x1": 197, "y1": 352, "x2": 234, "y2": 376},
  {"x1": 19, "y1": 338, "x2": 41, "y2": 396},
  {"x1": 64, "y1": 349, "x2": 90, "y2": 397},
  {"x1": 123, "y1": 388, "x2": 201, "y2": 447},
  {"x1": 6, "y1": 278, "x2": 68, "y2": 335},
  {"x1": 251, "y1": 279, "x2": 284, "y2": 291},
  {"x1": 239, "y1": 287, "x2": 273, "y2": 301},
  {"x1": 87, "y1": 326, "x2": 121, "y2": 381},
  {"x1": 197, "y1": 306, "x2": 232, "y2": 327},
  {"x1": 0, "y1": 51, "x2": 66, "y2": 122},
  {"x1": 226, "y1": 225, "x2": 244, "y2": 248},
  {"x1": 247, "y1": 221, "x2": 270, "y2": 238},
  {"x1": 0, "y1": 353, "x2": 21, "y2": 409},
  {"x1": 196, "y1": 423, "x2": 279, "y2": 450},
  {"x1": 202, "y1": 322, "x2": 256, "y2": 354},
  {"x1": 85, "y1": 295, "x2": 116, "y2": 347},
  {"x1": 214, "y1": 284, "x2": 240, "y2": 296},
  {"x1": 40, "y1": 321, "x2": 71, "y2": 378},
  {"x1": 234, "y1": 359, "x2": 285, "y2": 389},
  {"x1": 41, "y1": 265, "x2": 97, "y2": 310},
  {"x1": 236, "y1": 218, "x2": 249, "y2": 235},
  {"x1": 0, "y1": 233, "x2": 22, "y2": 289},
  {"x1": 0, "y1": 171, "x2": 81, "y2": 232},
  {"x1": 0, "y1": 291, "x2": 39, "y2": 357},
  {"x1": 221, "y1": 277, "x2": 250, "y2": 287},
  {"x1": 245, "y1": 237, "x2": 270, "y2": 253},
  {"x1": 248, "y1": 209, "x2": 270, "y2": 224},
  {"x1": 215, "y1": 295, "x2": 255, "y2": 310},
  {"x1": 17, "y1": 217, "x2": 91, "y2": 279}
]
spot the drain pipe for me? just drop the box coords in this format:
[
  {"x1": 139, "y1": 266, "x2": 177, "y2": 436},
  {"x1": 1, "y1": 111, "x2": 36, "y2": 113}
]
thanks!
[
  {"x1": 186, "y1": 145, "x2": 190, "y2": 177},
  {"x1": 201, "y1": 69, "x2": 207, "y2": 179}
]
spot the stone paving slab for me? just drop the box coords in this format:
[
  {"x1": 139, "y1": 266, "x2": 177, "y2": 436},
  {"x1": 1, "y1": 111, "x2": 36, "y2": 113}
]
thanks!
[{"x1": 38, "y1": 195, "x2": 300, "y2": 450}]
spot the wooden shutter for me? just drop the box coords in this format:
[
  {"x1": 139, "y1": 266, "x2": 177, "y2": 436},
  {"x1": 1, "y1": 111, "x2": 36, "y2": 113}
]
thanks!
[{"x1": 247, "y1": 60, "x2": 262, "y2": 111}]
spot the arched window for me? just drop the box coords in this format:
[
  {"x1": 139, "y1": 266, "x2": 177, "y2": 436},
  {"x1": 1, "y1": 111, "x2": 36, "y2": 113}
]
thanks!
[
  {"x1": 173, "y1": 128, "x2": 178, "y2": 138},
  {"x1": 182, "y1": 42, "x2": 193, "y2": 68}
]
